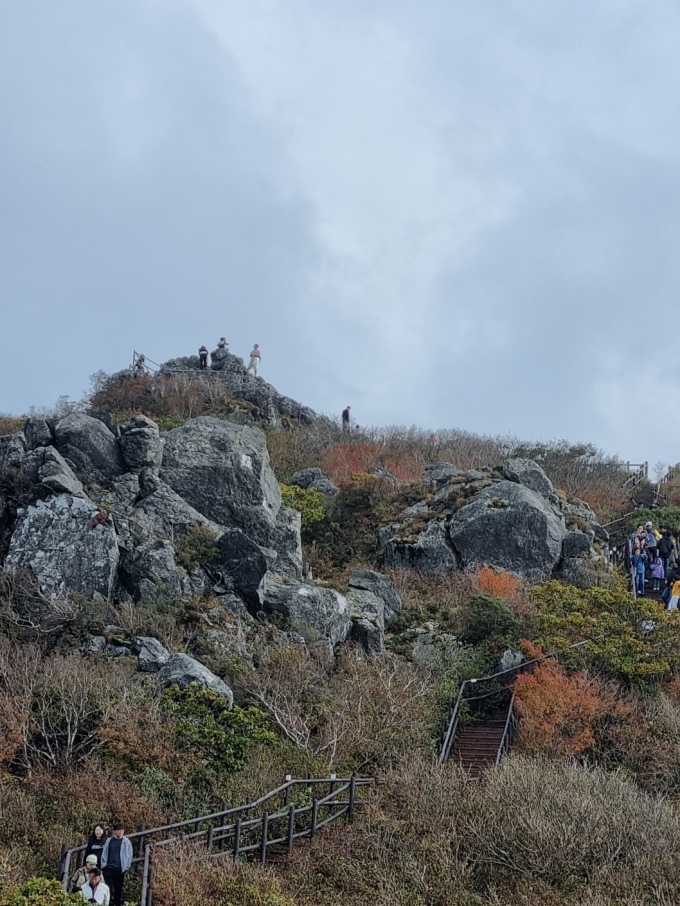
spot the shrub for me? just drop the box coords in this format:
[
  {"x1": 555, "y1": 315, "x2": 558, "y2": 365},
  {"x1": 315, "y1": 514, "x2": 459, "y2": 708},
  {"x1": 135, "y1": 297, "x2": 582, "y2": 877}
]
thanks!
[
  {"x1": 512, "y1": 659, "x2": 622, "y2": 756},
  {"x1": 475, "y1": 566, "x2": 520, "y2": 599},
  {"x1": 161, "y1": 686, "x2": 275, "y2": 773},
  {"x1": 173, "y1": 524, "x2": 220, "y2": 571},
  {"x1": 460, "y1": 595, "x2": 526, "y2": 648},
  {"x1": 0, "y1": 878, "x2": 82, "y2": 905},
  {"x1": 279, "y1": 484, "x2": 326, "y2": 533}
]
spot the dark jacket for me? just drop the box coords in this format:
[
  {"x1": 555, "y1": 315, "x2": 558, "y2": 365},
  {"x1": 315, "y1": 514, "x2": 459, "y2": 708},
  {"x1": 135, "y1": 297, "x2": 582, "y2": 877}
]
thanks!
[
  {"x1": 85, "y1": 834, "x2": 107, "y2": 863},
  {"x1": 659, "y1": 533, "x2": 675, "y2": 557}
]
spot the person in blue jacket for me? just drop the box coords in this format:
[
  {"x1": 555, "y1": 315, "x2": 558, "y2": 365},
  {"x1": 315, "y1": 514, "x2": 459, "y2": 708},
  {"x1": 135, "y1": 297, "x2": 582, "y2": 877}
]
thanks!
[
  {"x1": 101, "y1": 822, "x2": 133, "y2": 906},
  {"x1": 631, "y1": 541, "x2": 648, "y2": 597}
]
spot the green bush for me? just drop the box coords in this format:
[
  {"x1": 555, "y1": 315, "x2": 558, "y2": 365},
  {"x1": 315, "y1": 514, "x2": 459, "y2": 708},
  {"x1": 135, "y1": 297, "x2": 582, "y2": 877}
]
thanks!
[
  {"x1": 0, "y1": 878, "x2": 82, "y2": 905},
  {"x1": 461, "y1": 594, "x2": 525, "y2": 647},
  {"x1": 173, "y1": 524, "x2": 220, "y2": 571},
  {"x1": 626, "y1": 507, "x2": 680, "y2": 536},
  {"x1": 279, "y1": 483, "x2": 327, "y2": 532},
  {"x1": 162, "y1": 685, "x2": 275, "y2": 772}
]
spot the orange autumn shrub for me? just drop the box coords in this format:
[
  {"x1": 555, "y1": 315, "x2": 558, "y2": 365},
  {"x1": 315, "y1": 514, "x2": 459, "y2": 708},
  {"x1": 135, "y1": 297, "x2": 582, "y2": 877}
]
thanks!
[
  {"x1": 321, "y1": 442, "x2": 382, "y2": 486},
  {"x1": 475, "y1": 566, "x2": 520, "y2": 599},
  {"x1": 513, "y1": 660, "x2": 620, "y2": 757}
]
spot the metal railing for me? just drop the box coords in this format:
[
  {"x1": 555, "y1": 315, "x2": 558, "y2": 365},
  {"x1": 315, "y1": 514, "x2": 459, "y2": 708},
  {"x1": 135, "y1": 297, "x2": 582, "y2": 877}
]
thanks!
[
  {"x1": 60, "y1": 776, "x2": 372, "y2": 904},
  {"x1": 437, "y1": 639, "x2": 593, "y2": 767}
]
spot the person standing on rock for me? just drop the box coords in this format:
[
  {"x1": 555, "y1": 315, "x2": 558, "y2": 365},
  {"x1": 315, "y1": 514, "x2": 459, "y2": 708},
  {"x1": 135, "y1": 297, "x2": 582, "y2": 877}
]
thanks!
[
  {"x1": 217, "y1": 337, "x2": 227, "y2": 349},
  {"x1": 342, "y1": 406, "x2": 351, "y2": 433},
  {"x1": 246, "y1": 344, "x2": 261, "y2": 376},
  {"x1": 198, "y1": 345, "x2": 209, "y2": 369},
  {"x1": 101, "y1": 822, "x2": 132, "y2": 906}
]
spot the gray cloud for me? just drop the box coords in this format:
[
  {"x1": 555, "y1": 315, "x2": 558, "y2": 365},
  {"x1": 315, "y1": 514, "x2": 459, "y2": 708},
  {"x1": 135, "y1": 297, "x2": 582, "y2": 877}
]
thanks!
[{"x1": 1, "y1": 0, "x2": 679, "y2": 463}]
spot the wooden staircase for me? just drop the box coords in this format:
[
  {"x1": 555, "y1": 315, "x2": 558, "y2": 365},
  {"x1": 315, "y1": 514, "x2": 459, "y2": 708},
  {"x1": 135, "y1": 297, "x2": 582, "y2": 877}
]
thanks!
[{"x1": 452, "y1": 710, "x2": 509, "y2": 778}]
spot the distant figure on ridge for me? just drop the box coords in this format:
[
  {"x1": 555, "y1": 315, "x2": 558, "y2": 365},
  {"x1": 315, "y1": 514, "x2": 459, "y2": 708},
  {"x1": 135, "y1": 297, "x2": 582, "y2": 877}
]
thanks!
[
  {"x1": 133, "y1": 354, "x2": 146, "y2": 376},
  {"x1": 246, "y1": 344, "x2": 261, "y2": 376},
  {"x1": 217, "y1": 337, "x2": 227, "y2": 349},
  {"x1": 342, "y1": 406, "x2": 351, "y2": 432},
  {"x1": 198, "y1": 345, "x2": 209, "y2": 369}
]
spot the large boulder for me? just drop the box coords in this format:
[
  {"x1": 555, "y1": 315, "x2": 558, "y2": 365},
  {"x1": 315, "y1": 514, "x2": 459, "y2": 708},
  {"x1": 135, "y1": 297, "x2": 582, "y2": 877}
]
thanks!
[
  {"x1": 447, "y1": 481, "x2": 564, "y2": 577},
  {"x1": 503, "y1": 458, "x2": 554, "y2": 498},
  {"x1": 119, "y1": 415, "x2": 163, "y2": 473},
  {"x1": 22, "y1": 417, "x2": 55, "y2": 450},
  {"x1": 132, "y1": 636, "x2": 171, "y2": 673},
  {"x1": 383, "y1": 521, "x2": 457, "y2": 571},
  {"x1": 290, "y1": 468, "x2": 338, "y2": 500},
  {"x1": 0, "y1": 433, "x2": 26, "y2": 483},
  {"x1": 160, "y1": 418, "x2": 281, "y2": 544},
  {"x1": 347, "y1": 568, "x2": 402, "y2": 628},
  {"x1": 269, "y1": 506, "x2": 303, "y2": 579},
  {"x1": 4, "y1": 495, "x2": 119, "y2": 599},
  {"x1": 119, "y1": 538, "x2": 191, "y2": 602},
  {"x1": 20, "y1": 447, "x2": 86, "y2": 498},
  {"x1": 54, "y1": 413, "x2": 125, "y2": 485},
  {"x1": 215, "y1": 528, "x2": 270, "y2": 609},
  {"x1": 261, "y1": 576, "x2": 351, "y2": 647},
  {"x1": 422, "y1": 462, "x2": 463, "y2": 488},
  {"x1": 157, "y1": 653, "x2": 234, "y2": 707},
  {"x1": 133, "y1": 478, "x2": 223, "y2": 538}
]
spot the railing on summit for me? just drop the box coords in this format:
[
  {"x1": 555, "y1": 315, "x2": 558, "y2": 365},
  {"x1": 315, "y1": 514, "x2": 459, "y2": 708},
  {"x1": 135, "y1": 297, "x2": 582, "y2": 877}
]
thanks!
[{"x1": 59, "y1": 776, "x2": 374, "y2": 905}]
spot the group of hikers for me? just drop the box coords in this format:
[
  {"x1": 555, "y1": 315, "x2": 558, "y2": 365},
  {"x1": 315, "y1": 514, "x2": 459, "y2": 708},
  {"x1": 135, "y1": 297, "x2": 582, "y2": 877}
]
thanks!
[
  {"x1": 198, "y1": 338, "x2": 261, "y2": 375},
  {"x1": 68, "y1": 823, "x2": 132, "y2": 905},
  {"x1": 629, "y1": 521, "x2": 680, "y2": 606}
]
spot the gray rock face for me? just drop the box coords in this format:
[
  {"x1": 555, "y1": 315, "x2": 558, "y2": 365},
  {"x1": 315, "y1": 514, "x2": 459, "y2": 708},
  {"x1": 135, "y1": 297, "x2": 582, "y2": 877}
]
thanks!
[
  {"x1": 448, "y1": 481, "x2": 564, "y2": 577},
  {"x1": 269, "y1": 506, "x2": 303, "y2": 579},
  {"x1": 411, "y1": 630, "x2": 461, "y2": 667},
  {"x1": 4, "y1": 495, "x2": 119, "y2": 599},
  {"x1": 383, "y1": 521, "x2": 457, "y2": 571},
  {"x1": 350, "y1": 614, "x2": 384, "y2": 654},
  {"x1": 498, "y1": 648, "x2": 525, "y2": 673},
  {"x1": 111, "y1": 473, "x2": 141, "y2": 507},
  {"x1": 132, "y1": 636, "x2": 171, "y2": 673},
  {"x1": 0, "y1": 433, "x2": 26, "y2": 483},
  {"x1": 503, "y1": 458, "x2": 554, "y2": 498},
  {"x1": 54, "y1": 413, "x2": 125, "y2": 485},
  {"x1": 20, "y1": 447, "x2": 86, "y2": 498},
  {"x1": 422, "y1": 462, "x2": 463, "y2": 487},
  {"x1": 262, "y1": 576, "x2": 351, "y2": 646},
  {"x1": 562, "y1": 530, "x2": 593, "y2": 559},
  {"x1": 347, "y1": 568, "x2": 402, "y2": 628},
  {"x1": 216, "y1": 528, "x2": 270, "y2": 609},
  {"x1": 290, "y1": 468, "x2": 338, "y2": 499},
  {"x1": 161, "y1": 417, "x2": 281, "y2": 544},
  {"x1": 133, "y1": 480, "x2": 223, "y2": 538},
  {"x1": 157, "y1": 653, "x2": 234, "y2": 707},
  {"x1": 23, "y1": 417, "x2": 55, "y2": 450},
  {"x1": 119, "y1": 538, "x2": 190, "y2": 602},
  {"x1": 82, "y1": 636, "x2": 107, "y2": 656},
  {"x1": 119, "y1": 415, "x2": 163, "y2": 473}
]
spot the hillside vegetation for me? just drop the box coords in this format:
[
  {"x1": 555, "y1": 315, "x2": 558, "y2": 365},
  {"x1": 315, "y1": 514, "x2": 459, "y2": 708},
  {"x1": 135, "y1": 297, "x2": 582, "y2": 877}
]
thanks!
[{"x1": 1, "y1": 370, "x2": 679, "y2": 906}]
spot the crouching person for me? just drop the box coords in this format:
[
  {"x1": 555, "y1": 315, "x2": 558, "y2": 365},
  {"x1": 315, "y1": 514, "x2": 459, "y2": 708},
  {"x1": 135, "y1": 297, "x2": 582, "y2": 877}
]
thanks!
[
  {"x1": 80, "y1": 867, "x2": 110, "y2": 904},
  {"x1": 101, "y1": 822, "x2": 133, "y2": 906},
  {"x1": 71, "y1": 854, "x2": 98, "y2": 893}
]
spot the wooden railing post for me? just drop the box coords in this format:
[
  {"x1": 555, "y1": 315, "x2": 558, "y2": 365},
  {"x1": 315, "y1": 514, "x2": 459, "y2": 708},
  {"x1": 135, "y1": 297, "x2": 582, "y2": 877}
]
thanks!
[
  {"x1": 219, "y1": 802, "x2": 227, "y2": 851},
  {"x1": 194, "y1": 810, "x2": 202, "y2": 834},
  {"x1": 348, "y1": 776, "x2": 357, "y2": 822},
  {"x1": 260, "y1": 812, "x2": 269, "y2": 866},
  {"x1": 310, "y1": 799, "x2": 318, "y2": 837},
  {"x1": 287, "y1": 805, "x2": 295, "y2": 854},
  {"x1": 284, "y1": 775, "x2": 292, "y2": 807},
  {"x1": 233, "y1": 818, "x2": 241, "y2": 859},
  {"x1": 206, "y1": 823, "x2": 214, "y2": 853},
  {"x1": 137, "y1": 824, "x2": 145, "y2": 857},
  {"x1": 140, "y1": 844, "x2": 151, "y2": 906}
]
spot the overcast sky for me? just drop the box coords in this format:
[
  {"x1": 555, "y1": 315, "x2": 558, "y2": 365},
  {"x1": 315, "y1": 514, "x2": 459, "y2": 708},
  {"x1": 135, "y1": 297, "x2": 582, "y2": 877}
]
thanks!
[{"x1": 1, "y1": 1, "x2": 679, "y2": 465}]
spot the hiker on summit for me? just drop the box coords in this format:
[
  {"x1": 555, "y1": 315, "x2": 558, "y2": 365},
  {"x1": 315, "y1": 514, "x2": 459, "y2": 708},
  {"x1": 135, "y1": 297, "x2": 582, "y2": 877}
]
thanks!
[
  {"x1": 342, "y1": 406, "x2": 351, "y2": 432},
  {"x1": 198, "y1": 345, "x2": 209, "y2": 369},
  {"x1": 101, "y1": 823, "x2": 132, "y2": 906},
  {"x1": 217, "y1": 337, "x2": 227, "y2": 349},
  {"x1": 246, "y1": 344, "x2": 261, "y2": 376}
]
